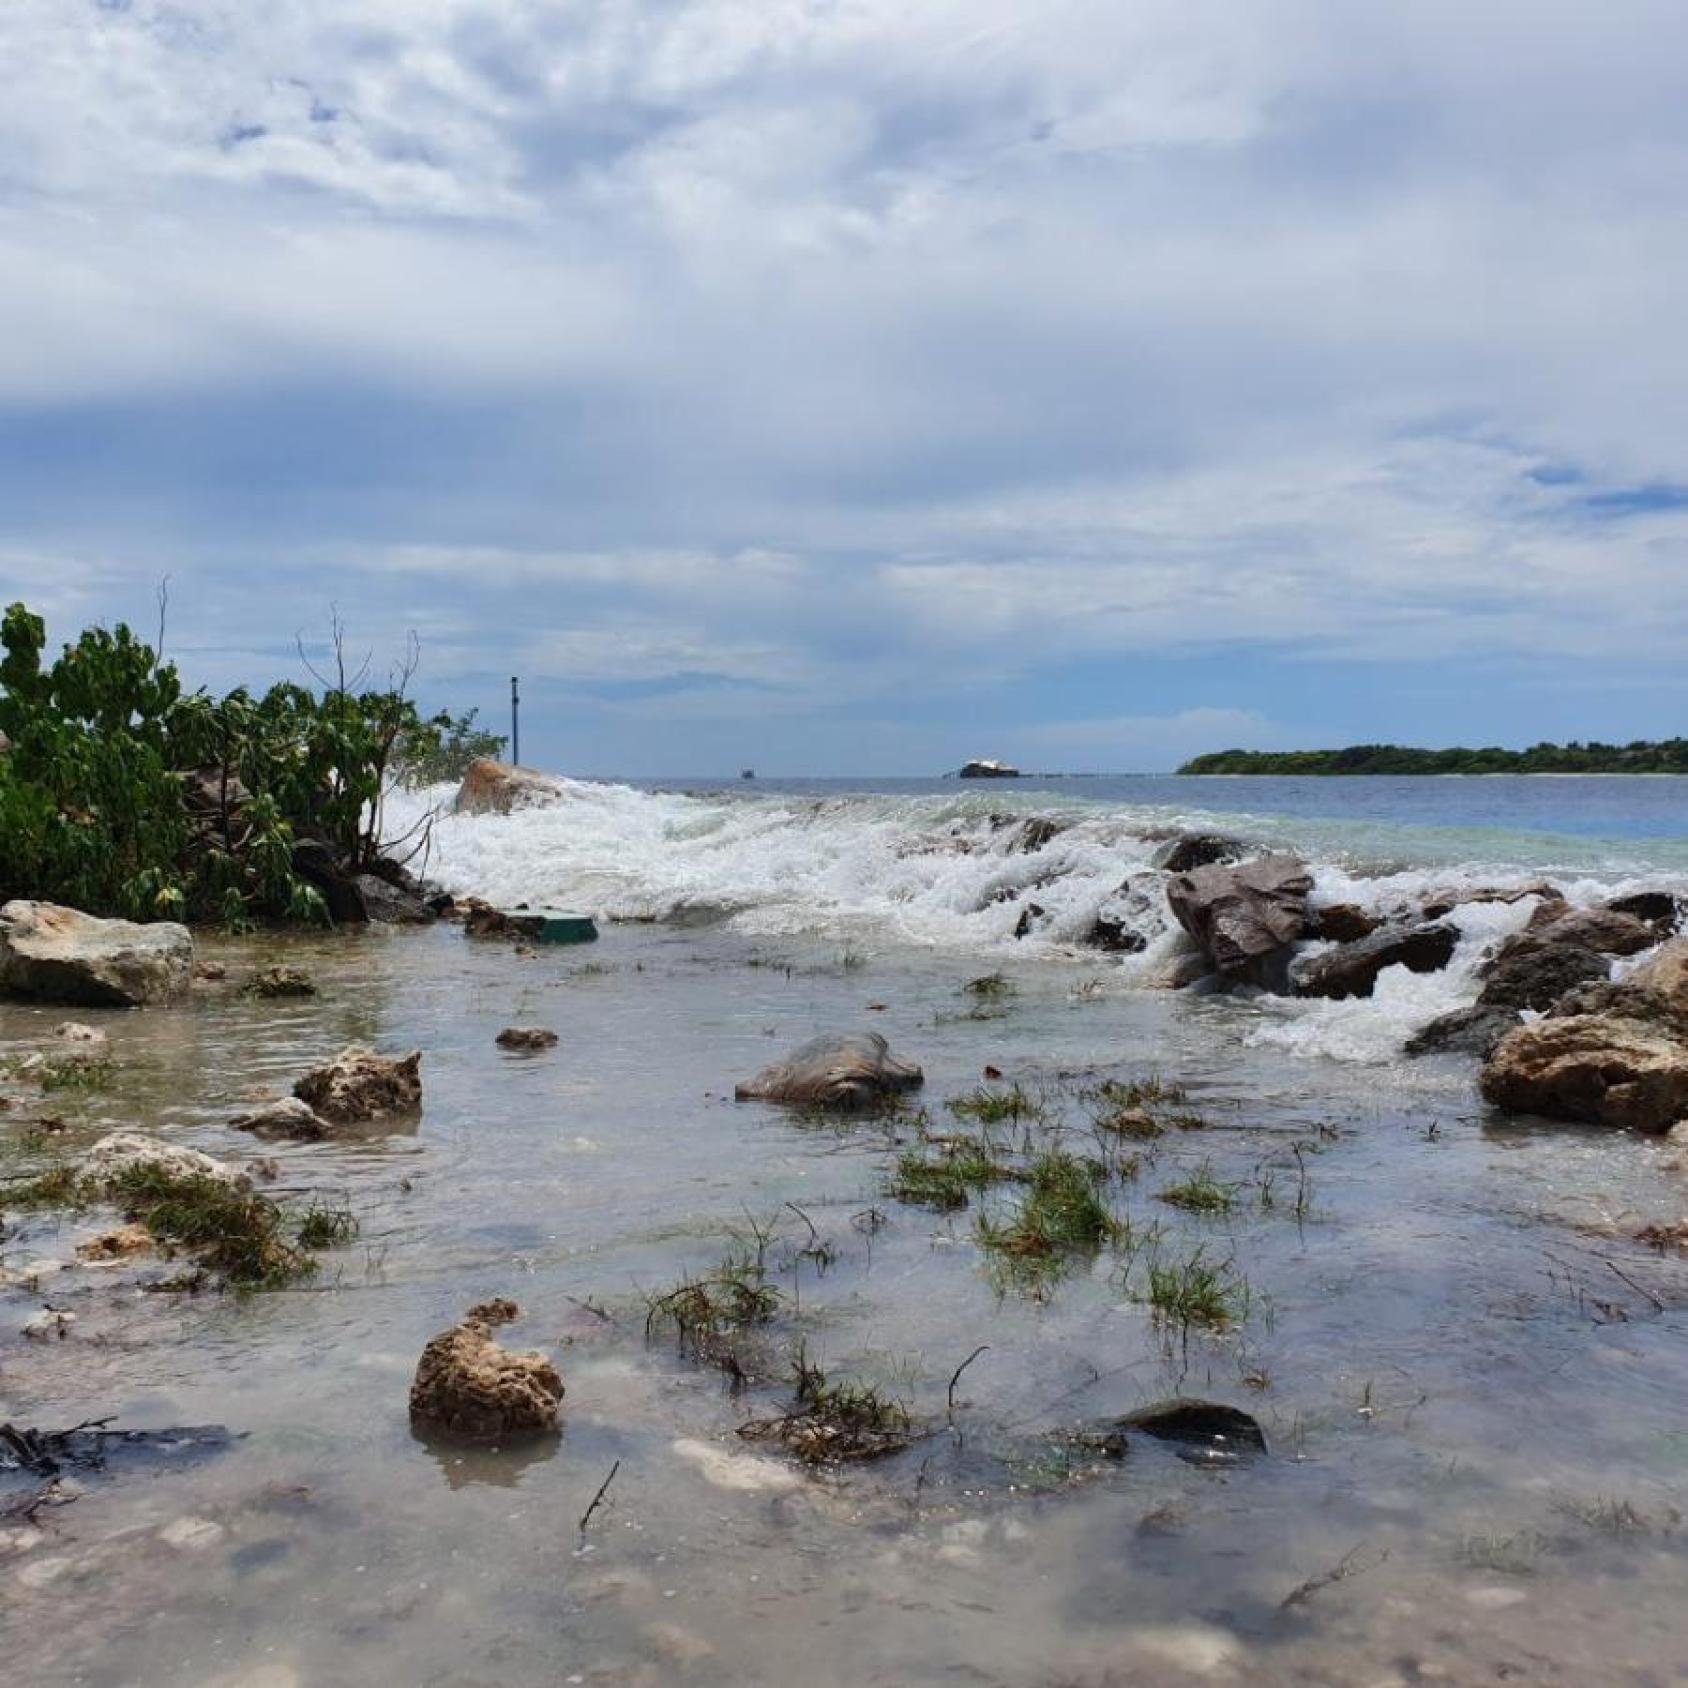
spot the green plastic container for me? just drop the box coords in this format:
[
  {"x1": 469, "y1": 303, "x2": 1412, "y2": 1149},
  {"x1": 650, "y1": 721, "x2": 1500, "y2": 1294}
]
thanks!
[{"x1": 498, "y1": 908, "x2": 599, "y2": 944}]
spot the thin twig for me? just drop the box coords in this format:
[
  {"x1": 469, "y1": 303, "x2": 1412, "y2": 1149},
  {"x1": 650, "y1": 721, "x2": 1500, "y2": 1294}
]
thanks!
[
  {"x1": 578, "y1": 1459, "x2": 621, "y2": 1533},
  {"x1": 1601, "y1": 1256, "x2": 1665, "y2": 1312},
  {"x1": 947, "y1": 1345, "x2": 989, "y2": 1422},
  {"x1": 1280, "y1": 1544, "x2": 1389, "y2": 1609}
]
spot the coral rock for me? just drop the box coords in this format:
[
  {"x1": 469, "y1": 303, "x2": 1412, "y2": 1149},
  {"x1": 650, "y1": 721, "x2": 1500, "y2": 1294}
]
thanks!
[
  {"x1": 409, "y1": 1300, "x2": 563, "y2": 1442},
  {"x1": 294, "y1": 1046, "x2": 422, "y2": 1124}
]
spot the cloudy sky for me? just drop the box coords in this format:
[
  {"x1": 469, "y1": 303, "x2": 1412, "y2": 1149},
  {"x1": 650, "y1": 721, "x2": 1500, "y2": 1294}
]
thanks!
[{"x1": 3, "y1": 1, "x2": 1686, "y2": 774}]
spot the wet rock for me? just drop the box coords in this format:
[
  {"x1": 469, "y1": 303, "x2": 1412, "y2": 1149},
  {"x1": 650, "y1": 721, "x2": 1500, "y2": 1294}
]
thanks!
[
  {"x1": 288, "y1": 838, "x2": 369, "y2": 925},
  {"x1": 1524, "y1": 903, "x2": 1658, "y2": 956},
  {"x1": 1420, "y1": 882, "x2": 1560, "y2": 920},
  {"x1": 293, "y1": 1046, "x2": 422, "y2": 1125},
  {"x1": 1633, "y1": 936, "x2": 1688, "y2": 1021},
  {"x1": 1547, "y1": 938, "x2": 1688, "y2": 1034},
  {"x1": 734, "y1": 1031, "x2": 924, "y2": 1110},
  {"x1": 230, "y1": 1097, "x2": 331, "y2": 1142},
  {"x1": 80, "y1": 1131, "x2": 245, "y2": 1190},
  {"x1": 408, "y1": 1298, "x2": 563, "y2": 1443},
  {"x1": 243, "y1": 965, "x2": 317, "y2": 999},
  {"x1": 1087, "y1": 914, "x2": 1148, "y2": 954},
  {"x1": 1013, "y1": 901, "x2": 1047, "y2": 939},
  {"x1": 458, "y1": 898, "x2": 540, "y2": 940},
  {"x1": 1157, "y1": 948, "x2": 1218, "y2": 991},
  {"x1": 1405, "y1": 1004, "x2": 1521, "y2": 1059},
  {"x1": 1294, "y1": 921, "x2": 1459, "y2": 1001},
  {"x1": 454, "y1": 757, "x2": 569, "y2": 816},
  {"x1": 193, "y1": 960, "x2": 228, "y2": 982},
  {"x1": 1012, "y1": 817, "x2": 1066, "y2": 855},
  {"x1": 354, "y1": 873, "x2": 436, "y2": 925},
  {"x1": 0, "y1": 901, "x2": 193, "y2": 1007},
  {"x1": 49, "y1": 1021, "x2": 108, "y2": 1054},
  {"x1": 1151, "y1": 833, "x2": 1252, "y2": 873},
  {"x1": 1085, "y1": 878, "x2": 1162, "y2": 953},
  {"x1": 1480, "y1": 1016, "x2": 1688, "y2": 1133},
  {"x1": 1476, "y1": 935, "x2": 1610, "y2": 1011},
  {"x1": 1120, "y1": 1399, "x2": 1267, "y2": 1464},
  {"x1": 1607, "y1": 891, "x2": 1681, "y2": 935},
  {"x1": 1311, "y1": 903, "x2": 1383, "y2": 943},
  {"x1": 21, "y1": 1308, "x2": 75, "y2": 1340},
  {"x1": 1166, "y1": 854, "x2": 1312, "y2": 986},
  {"x1": 75, "y1": 1224, "x2": 153, "y2": 1263},
  {"x1": 496, "y1": 1027, "x2": 559, "y2": 1051}
]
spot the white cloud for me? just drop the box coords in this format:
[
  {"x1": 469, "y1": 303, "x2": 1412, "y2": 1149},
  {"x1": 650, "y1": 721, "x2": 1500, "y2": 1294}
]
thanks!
[{"x1": 1, "y1": 0, "x2": 1686, "y2": 769}]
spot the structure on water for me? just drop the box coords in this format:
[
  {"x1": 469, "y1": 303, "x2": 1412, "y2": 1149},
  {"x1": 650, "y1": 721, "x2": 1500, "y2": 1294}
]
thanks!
[{"x1": 957, "y1": 758, "x2": 1021, "y2": 779}]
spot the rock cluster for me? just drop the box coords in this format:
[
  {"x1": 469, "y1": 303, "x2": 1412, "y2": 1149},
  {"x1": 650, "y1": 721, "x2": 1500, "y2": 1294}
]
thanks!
[{"x1": 1479, "y1": 939, "x2": 1688, "y2": 1133}]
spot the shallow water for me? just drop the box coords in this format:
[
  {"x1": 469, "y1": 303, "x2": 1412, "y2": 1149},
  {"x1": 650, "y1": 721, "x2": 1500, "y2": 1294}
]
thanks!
[{"x1": 4, "y1": 907, "x2": 1688, "y2": 1686}]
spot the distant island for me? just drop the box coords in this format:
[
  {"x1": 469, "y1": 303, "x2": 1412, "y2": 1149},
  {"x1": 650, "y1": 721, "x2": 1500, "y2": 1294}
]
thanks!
[{"x1": 1178, "y1": 739, "x2": 1688, "y2": 775}]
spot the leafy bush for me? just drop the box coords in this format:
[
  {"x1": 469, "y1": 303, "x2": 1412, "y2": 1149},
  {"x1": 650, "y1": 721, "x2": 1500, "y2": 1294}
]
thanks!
[
  {"x1": 396, "y1": 707, "x2": 507, "y2": 788},
  {"x1": 0, "y1": 601, "x2": 452, "y2": 925}
]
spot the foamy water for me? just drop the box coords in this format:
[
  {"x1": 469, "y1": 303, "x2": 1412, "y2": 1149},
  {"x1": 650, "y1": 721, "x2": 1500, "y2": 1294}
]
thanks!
[{"x1": 389, "y1": 776, "x2": 1686, "y2": 1065}]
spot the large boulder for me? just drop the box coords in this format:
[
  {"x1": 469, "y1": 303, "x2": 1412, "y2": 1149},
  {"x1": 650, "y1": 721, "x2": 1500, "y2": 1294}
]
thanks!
[
  {"x1": 1294, "y1": 921, "x2": 1459, "y2": 1001},
  {"x1": 454, "y1": 758, "x2": 569, "y2": 816},
  {"x1": 1476, "y1": 935, "x2": 1609, "y2": 1011},
  {"x1": 1524, "y1": 903, "x2": 1657, "y2": 956},
  {"x1": 294, "y1": 1046, "x2": 422, "y2": 1125},
  {"x1": 409, "y1": 1299, "x2": 563, "y2": 1443},
  {"x1": 0, "y1": 901, "x2": 192, "y2": 1007},
  {"x1": 735, "y1": 1032, "x2": 924, "y2": 1111},
  {"x1": 1480, "y1": 1016, "x2": 1688, "y2": 1134},
  {"x1": 1166, "y1": 855, "x2": 1312, "y2": 986}
]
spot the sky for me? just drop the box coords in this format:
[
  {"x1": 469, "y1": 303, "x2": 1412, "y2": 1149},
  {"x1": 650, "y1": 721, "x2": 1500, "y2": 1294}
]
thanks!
[{"x1": 2, "y1": 0, "x2": 1686, "y2": 776}]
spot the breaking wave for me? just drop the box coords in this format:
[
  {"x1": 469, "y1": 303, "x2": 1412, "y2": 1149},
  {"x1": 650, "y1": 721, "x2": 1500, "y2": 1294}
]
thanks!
[{"x1": 387, "y1": 777, "x2": 1685, "y2": 1064}]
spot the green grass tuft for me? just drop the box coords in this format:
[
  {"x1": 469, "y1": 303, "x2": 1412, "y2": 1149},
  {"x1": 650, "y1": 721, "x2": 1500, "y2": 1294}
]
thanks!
[{"x1": 1156, "y1": 1164, "x2": 1239, "y2": 1216}]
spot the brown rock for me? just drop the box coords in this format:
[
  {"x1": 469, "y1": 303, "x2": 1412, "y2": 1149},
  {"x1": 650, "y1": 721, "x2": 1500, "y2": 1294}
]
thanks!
[
  {"x1": 1524, "y1": 904, "x2": 1657, "y2": 956},
  {"x1": 735, "y1": 1032, "x2": 923, "y2": 1110},
  {"x1": 1311, "y1": 903, "x2": 1382, "y2": 943},
  {"x1": 1607, "y1": 891, "x2": 1681, "y2": 935},
  {"x1": 294, "y1": 1046, "x2": 422, "y2": 1125},
  {"x1": 496, "y1": 1027, "x2": 559, "y2": 1051},
  {"x1": 1294, "y1": 921, "x2": 1459, "y2": 1001},
  {"x1": 1166, "y1": 854, "x2": 1312, "y2": 985},
  {"x1": 231, "y1": 1097, "x2": 331, "y2": 1141},
  {"x1": 453, "y1": 758, "x2": 569, "y2": 816},
  {"x1": 1480, "y1": 1016, "x2": 1688, "y2": 1134},
  {"x1": 1477, "y1": 936, "x2": 1609, "y2": 1011},
  {"x1": 76, "y1": 1224, "x2": 154, "y2": 1263},
  {"x1": 409, "y1": 1299, "x2": 563, "y2": 1443}
]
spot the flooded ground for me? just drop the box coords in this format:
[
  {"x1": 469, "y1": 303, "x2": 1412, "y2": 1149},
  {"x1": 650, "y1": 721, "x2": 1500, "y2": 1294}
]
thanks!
[{"x1": 3, "y1": 919, "x2": 1688, "y2": 1686}]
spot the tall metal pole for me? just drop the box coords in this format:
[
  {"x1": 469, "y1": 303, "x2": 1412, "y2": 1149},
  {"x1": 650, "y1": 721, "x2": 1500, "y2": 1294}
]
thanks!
[{"x1": 511, "y1": 675, "x2": 520, "y2": 766}]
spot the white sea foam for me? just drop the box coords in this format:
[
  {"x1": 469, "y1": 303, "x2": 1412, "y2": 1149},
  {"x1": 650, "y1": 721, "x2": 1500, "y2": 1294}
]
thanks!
[{"x1": 387, "y1": 778, "x2": 1683, "y2": 1064}]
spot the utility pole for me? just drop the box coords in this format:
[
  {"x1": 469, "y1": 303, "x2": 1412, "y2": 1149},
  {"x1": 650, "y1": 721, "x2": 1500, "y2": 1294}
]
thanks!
[{"x1": 510, "y1": 675, "x2": 521, "y2": 765}]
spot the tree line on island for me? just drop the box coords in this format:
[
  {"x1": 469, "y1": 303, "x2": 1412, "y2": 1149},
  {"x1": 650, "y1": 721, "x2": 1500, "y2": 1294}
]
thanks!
[
  {"x1": 1178, "y1": 740, "x2": 1688, "y2": 776},
  {"x1": 0, "y1": 601, "x2": 505, "y2": 926}
]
